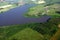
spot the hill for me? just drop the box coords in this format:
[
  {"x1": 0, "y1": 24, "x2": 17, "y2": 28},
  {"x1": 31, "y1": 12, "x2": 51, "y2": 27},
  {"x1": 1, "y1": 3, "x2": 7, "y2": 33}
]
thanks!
[{"x1": 8, "y1": 28, "x2": 43, "y2": 40}]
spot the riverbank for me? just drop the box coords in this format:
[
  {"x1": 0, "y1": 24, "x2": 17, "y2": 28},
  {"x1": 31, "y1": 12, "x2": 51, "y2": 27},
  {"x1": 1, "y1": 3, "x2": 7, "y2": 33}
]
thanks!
[
  {"x1": 25, "y1": 4, "x2": 60, "y2": 18},
  {"x1": 0, "y1": 17, "x2": 60, "y2": 40},
  {"x1": 0, "y1": 4, "x2": 18, "y2": 13}
]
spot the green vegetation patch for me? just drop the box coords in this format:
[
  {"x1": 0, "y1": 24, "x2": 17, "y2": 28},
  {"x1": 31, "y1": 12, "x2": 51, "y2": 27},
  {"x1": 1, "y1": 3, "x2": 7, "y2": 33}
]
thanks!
[
  {"x1": 24, "y1": 5, "x2": 45, "y2": 18},
  {"x1": 8, "y1": 28, "x2": 43, "y2": 40},
  {"x1": 0, "y1": 28, "x2": 5, "y2": 40},
  {"x1": 0, "y1": 17, "x2": 60, "y2": 40},
  {"x1": 50, "y1": 29, "x2": 60, "y2": 40},
  {"x1": 25, "y1": 4, "x2": 60, "y2": 18}
]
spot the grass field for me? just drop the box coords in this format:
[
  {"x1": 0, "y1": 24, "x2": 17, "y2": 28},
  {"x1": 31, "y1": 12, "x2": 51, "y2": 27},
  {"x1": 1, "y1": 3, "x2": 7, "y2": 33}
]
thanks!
[
  {"x1": 0, "y1": 17, "x2": 60, "y2": 40},
  {"x1": 25, "y1": 4, "x2": 60, "y2": 18},
  {"x1": 8, "y1": 28, "x2": 43, "y2": 40}
]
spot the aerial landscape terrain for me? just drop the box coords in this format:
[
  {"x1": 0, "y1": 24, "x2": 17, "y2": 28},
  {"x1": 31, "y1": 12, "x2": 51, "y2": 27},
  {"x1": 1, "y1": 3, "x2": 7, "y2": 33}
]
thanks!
[{"x1": 0, "y1": 0, "x2": 60, "y2": 40}]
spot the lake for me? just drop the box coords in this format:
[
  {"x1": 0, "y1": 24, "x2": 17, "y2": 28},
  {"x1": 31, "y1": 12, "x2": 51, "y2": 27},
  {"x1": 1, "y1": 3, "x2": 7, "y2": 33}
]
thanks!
[{"x1": 0, "y1": 4, "x2": 50, "y2": 26}]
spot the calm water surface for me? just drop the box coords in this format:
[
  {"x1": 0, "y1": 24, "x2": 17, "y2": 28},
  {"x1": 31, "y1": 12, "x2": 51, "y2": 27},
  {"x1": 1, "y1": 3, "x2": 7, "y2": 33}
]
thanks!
[{"x1": 0, "y1": 4, "x2": 50, "y2": 26}]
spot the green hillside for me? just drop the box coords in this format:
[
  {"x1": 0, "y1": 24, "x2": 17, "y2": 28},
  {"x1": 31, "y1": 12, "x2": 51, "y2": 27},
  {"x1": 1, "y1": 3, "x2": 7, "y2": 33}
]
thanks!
[
  {"x1": 8, "y1": 28, "x2": 43, "y2": 40},
  {"x1": 0, "y1": 17, "x2": 60, "y2": 40}
]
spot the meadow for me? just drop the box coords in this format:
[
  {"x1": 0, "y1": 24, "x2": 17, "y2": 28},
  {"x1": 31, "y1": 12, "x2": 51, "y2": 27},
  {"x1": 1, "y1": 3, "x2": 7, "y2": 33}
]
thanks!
[{"x1": 0, "y1": 17, "x2": 60, "y2": 40}]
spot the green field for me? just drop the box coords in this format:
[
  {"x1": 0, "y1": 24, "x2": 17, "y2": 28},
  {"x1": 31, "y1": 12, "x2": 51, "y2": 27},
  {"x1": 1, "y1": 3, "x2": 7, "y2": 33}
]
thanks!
[
  {"x1": 0, "y1": 17, "x2": 60, "y2": 40},
  {"x1": 8, "y1": 28, "x2": 43, "y2": 40},
  {"x1": 25, "y1": 4, "x2": 60, "y2": 18}
]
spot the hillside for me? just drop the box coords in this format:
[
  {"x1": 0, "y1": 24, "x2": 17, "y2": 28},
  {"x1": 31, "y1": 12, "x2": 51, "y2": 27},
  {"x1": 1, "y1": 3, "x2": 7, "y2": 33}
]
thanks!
[
  {"x1": 8, "y1": 28, "x2": 43, "y2": 40},
  {"x1": 0, "y1": 17, "x2": 60, "y2": 40}
]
